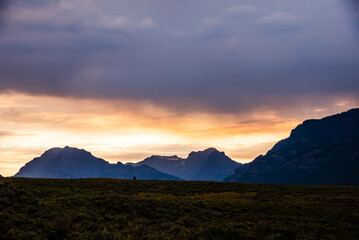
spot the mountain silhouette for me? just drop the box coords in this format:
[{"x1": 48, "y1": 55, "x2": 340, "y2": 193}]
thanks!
[
  {"x1": 14, "y1": 146, "x2": 181, "y2": 180},
  {"x1": 128, "y1": 148, "x2": 241, "y2": 181},
  {"x1": 225, "y1": 108, "x2": 359, "y2": 185}
]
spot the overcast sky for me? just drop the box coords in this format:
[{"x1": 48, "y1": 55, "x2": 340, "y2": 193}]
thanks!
[
  {"x1": 1, "y1": 0, "x2": 358, "y2": 112},
  {"x1": 0, "y1": 0, "x2": 358, "y2": 176}
]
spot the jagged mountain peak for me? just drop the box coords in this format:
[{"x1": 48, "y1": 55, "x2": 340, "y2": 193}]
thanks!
[
  {"x1": 225, "y1": 108, "x2": 359, "y2": 185},
  {"x1": 14, "y1": 147, "x2": 180, "y2": 180},
  {"x1": 147, "y1": 155, "x2": 183, "y2": 161},
  {"x1": 187, "y1": 148, "x2": 219, "y2": 158},
  {"x1": 41, "y1": 146, "x2": 93, "y2": 158},
  {"x1": 268, "y1": 108, "x2": 359, "y2": 155},
  {"x1": 131, "y1": 147, "x2": 240, "y2": 181},
  {"x1": 203, "y1": 147, "x2": 219, "y2": 153}
]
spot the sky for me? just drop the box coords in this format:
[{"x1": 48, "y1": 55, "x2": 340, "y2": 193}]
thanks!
[{"x1": 0, "y1": 0, "x2": 358, "y2": 176}]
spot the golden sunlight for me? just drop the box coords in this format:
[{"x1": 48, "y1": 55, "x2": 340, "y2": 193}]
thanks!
[{"x1": 1, "y1": 91, "x2": 355, "y2": 176}]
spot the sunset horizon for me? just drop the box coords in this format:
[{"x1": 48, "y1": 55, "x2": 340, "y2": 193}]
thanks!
[
  {"x1": 1, "y1": 1, "x2": 359, "y2": 238},
  {"x1": 1, "y1": 0, "x2": 359, "y2": 177},
  {"x1": 0, "y1": 91, "x2": 357, "y2": 176}
]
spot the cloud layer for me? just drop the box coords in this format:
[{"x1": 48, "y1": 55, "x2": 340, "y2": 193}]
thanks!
[{"x1": 0, "y1": 0, "x2": 358, "y2": 114}]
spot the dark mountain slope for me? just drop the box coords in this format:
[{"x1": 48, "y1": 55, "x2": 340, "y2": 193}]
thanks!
[
  {"x1": 225, "y1": 108, "x2": 359, "y2": 185},
  {"x1": 129, "y1": 148, "x2": 241, "y2": 181},
  {"x1": 14, "y1": 146, "x2": 181, "y2": 180},
  {"x1": 128, "y1": 155, "x2": 185, "y2": 177}
]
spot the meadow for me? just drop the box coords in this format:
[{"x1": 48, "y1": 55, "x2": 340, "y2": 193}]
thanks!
[{"x1": 0, "y1": 178, "x2": 358, "y2": 239}]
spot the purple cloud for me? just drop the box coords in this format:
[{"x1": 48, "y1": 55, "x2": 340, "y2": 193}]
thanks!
[{"x1": 0, "y1": 0, "x2": 358, "y2": 113}]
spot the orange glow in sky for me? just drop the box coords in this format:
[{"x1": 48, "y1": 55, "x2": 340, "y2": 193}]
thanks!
[{"x1": 0, "y1": 91, "x2": 357, "y2": 176}]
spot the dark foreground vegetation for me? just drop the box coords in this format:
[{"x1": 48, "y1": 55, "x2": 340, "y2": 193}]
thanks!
[{"x1": 1, "y1": 178, "x2": 359, "y2": 240}]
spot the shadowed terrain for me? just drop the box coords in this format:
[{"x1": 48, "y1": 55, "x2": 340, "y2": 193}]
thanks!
[
  {"x1": 0, "y1": 178, "x2": 358, "y2": 239},
  {"x1": 14, "y1": 146, "x2": 181, "y2": 180},
  {"x1": 226, "y1": 109, "x2": 359, "y2": 185},
  {"x1": 128, "y1": 148, "x2": 240, "y2": 181}
]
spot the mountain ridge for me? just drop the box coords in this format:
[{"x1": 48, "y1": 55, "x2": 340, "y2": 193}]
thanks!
[
  {"x1": 15, "y1": 146, "x2": 181, "y2": 180},
  {"x1": 225, "y1": 108, "x2": 359, "y2": 185},
  {"x1": 13, "y1": 108, "x2": 359, "y2": 184},
  {"x1": 128, "y1": 148, "x2": 241, "y2": 181}
]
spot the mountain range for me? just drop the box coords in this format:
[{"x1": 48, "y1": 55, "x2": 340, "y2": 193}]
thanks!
[
  {"x1": 14, "y1": 147, "x2": 240, "y2": 181},
  {"x1": 14, "y1": 146, "x2": 181, "y2": 180},
  {"x1": 11, "y1": 108, "x2": 359, "y2": 185},
  {"x1": 225, "y1": 108, "x2": 359, "y2": 185},
  {"x1": 127, "y1": 148, "x2": 241, "y2": 181}
]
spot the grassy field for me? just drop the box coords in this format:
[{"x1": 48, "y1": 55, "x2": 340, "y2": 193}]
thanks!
[{"x1": 0, "y1": 178, "x2": 359, "y2": 239}]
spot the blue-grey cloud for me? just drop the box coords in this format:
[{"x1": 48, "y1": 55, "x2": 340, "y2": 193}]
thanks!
[
  {"x1": 0, "y1": 0, "x2": 358, "y2": 113},
  {"x1": 0, "y1": 0, "x2": 10, "y2": 27},
  {"x1": 347, "y1": 0, "x2": 359, "y2": 36}
]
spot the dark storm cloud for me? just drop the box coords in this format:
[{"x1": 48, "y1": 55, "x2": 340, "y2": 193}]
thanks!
[
  {"x1": 0, "y1": 0, "x2": 10, "y2": 27},
  {"x1": 347, "y1": 0, "x2": 359, "y2": 35},
  {"x1": 0, "y1": 0, "x2": 9, "y2": 12},
  {"x1": 0, "y1": 0, "x2": 358, "y2": 113}
]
